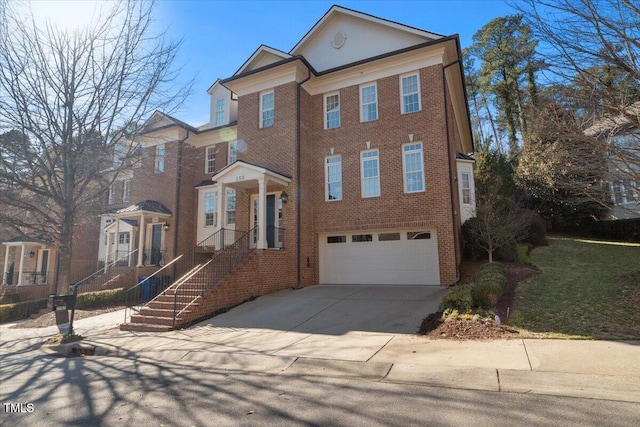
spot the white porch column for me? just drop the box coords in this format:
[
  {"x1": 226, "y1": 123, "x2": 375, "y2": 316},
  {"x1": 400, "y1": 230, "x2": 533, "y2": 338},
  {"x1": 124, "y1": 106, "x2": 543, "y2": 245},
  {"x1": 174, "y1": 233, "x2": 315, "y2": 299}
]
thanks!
[
  {"x1": 18, "y1": 245, "x2": 25, "y2": 285},
  {"x1": 220, "y1": 186, "x2": 227, "y2": 228},
  {"x1": 114, "y1": 218, "x2": 121, "y2": 261},
  {"x1": 104, "y1": 231, "x2": 111, "y2": 273},
  {"x1": 257, "y1": 178, "x2": 267, "y2": 249},
  {"x1": 2, "y1": 245, "x2": 9, "y2": 285},
  {"x1": 137, "y1": 215, "x2": 146, "y2": 267}
]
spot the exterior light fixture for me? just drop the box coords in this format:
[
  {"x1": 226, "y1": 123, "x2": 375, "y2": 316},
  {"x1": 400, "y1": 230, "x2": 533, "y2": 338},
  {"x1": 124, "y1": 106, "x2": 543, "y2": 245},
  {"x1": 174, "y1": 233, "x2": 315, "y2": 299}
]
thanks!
[{"x1": 162, "y1": 222, "x2": 170, "y2": 231}]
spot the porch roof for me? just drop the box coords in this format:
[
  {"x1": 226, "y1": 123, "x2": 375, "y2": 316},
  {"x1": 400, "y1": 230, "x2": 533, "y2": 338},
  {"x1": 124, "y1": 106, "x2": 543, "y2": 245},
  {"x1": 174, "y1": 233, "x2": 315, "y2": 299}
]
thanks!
[
  {"x1": 211, "y1": 160, "x2": 291, "y2": 189},
  {"x1": 2, "y1": 234, "x2": 53, "y2": 246},
  {"x1": 115, "y1": 200, "x2": 172, "y2": 217}
]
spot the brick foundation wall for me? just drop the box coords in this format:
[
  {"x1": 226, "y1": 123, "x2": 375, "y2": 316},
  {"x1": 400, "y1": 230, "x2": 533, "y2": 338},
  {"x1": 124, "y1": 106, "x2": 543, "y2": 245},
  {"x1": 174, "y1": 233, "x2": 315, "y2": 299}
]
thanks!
[
  {"x1": 0, "y1": 284, "x2": 50, "y2": 301},
  {"x1": 184, "y1": 249, "x2": 295, "y2": 322}
]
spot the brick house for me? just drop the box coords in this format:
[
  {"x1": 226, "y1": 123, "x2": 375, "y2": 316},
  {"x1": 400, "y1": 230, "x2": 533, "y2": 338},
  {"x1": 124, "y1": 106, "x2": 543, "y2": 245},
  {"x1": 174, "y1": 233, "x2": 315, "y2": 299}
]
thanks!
[{"x1": 3, "y1": 6, "x2": 476, "y2": 328}]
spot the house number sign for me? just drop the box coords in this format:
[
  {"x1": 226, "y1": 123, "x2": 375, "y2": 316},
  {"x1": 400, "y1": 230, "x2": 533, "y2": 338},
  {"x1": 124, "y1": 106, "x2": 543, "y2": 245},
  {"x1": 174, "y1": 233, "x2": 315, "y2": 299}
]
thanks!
[{"x1": 235, "y1": 175, "x2": 245, "y2": 182}]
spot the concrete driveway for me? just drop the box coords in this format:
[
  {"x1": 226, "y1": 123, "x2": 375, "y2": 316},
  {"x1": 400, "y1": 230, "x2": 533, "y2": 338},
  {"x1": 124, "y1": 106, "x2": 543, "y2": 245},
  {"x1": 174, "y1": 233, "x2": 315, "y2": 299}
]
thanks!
[{"x1": 202, "y1": 284, "x2": 447, "y2": 335}]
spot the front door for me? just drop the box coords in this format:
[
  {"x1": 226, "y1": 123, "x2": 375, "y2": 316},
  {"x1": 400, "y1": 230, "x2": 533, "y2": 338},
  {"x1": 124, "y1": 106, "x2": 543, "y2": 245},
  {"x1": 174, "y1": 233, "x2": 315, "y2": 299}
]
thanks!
[
  {"x1": 38, "y1": 250, "x2": 49, "y2": 284},
  {"x1": 266, "y1": 194, "x2": 276, "y2": 248},
  {"x1": 151, "y1": 224, "x2": 163, "y2": 265},
  {"x1": 251, "y1": 193, "x2": 283, "y2": 249}
]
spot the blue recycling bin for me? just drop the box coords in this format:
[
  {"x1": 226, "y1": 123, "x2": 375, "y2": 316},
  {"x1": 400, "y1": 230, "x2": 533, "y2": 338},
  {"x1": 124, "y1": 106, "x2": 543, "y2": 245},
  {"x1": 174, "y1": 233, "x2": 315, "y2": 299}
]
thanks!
[{"x1": 139, "y1": 276, "x2": 160, "y2": 301}]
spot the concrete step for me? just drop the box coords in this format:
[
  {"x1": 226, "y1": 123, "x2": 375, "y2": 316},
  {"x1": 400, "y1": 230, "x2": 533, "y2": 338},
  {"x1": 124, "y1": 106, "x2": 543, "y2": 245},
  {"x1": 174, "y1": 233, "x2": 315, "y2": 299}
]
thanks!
[
  {"x1": 130, "y1": 315, "x2": 181, "y2": 326},
  {"x1": 138, "y1": 307, "x2": 193, "y2": 318},
  {"x1": 119, "y1": 323, "x2": 173, "y2": 332}
]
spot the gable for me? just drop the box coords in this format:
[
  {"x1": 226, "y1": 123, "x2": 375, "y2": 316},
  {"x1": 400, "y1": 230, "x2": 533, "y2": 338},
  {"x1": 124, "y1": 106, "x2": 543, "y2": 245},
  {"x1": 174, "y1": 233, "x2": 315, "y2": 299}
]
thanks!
[
  {"x1": 235, "y1": 45, "x2": 292, "y2": 75},
  {"x1": 291, "y1": 6, "x2": 441, "y2": 72}
]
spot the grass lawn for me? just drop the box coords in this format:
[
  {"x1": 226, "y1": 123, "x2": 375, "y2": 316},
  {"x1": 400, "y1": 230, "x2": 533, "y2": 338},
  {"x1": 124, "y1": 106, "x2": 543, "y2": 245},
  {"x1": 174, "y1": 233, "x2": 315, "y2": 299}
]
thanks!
[{"x1": 509, "y1": 237, "x2": 640, "y2": 339}]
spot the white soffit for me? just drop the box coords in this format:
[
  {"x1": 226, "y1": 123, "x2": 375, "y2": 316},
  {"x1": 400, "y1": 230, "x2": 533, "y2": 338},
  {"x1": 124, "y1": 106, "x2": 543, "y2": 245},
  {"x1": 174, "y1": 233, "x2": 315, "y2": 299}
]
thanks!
[{"x1": 291, "y1": 6, "x2": 442, "y2": 73}]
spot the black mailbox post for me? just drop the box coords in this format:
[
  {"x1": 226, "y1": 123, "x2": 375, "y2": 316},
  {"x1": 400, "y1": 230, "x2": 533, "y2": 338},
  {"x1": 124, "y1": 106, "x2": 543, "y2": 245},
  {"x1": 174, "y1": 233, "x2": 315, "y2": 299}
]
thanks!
[{"x1": 50, "y1": 285, "x2": 79, "y2": 335}]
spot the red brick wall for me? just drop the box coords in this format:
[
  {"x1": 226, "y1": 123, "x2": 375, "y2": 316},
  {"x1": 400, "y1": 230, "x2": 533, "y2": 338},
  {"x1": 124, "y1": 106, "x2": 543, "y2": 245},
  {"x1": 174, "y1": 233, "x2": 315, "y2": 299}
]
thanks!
[
  {"x1": 308, "y1": 65, "x2": 458, "y2": 284},
  {"x1": 183, "y1": 249, "x2": 295, "y2": 322}
]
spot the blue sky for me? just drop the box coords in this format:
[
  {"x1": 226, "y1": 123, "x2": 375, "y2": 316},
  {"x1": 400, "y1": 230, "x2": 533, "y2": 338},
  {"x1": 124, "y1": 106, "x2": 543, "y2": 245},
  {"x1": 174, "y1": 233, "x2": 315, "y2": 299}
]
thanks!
[
  {"x1": 153, "y1": 1, "x2": 517, "y2": 125},
  {"x1": 35, "y1": 0, "x2": 516, "y2": 125}
]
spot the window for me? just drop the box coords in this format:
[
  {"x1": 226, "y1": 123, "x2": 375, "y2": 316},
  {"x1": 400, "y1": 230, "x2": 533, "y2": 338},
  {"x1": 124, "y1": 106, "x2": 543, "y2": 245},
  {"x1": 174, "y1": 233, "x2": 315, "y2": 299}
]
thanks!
[
  {"x1": 324, "y1": 92, "x2": 340, "y2": 129},
  {"x1": 204, "y1": 191, "x2": 217, "y2": 227},
  {"x1": 205, "y1": 146, "x2": 216, "y2": 173},
  {"x1": 379, "y1": 232, "x2": 400, "y2": 241},
  {"x1": 624, "y1": 180, "x2": 636, "y2": 202},
  {"x1": 119, "y1": 233, "x2": 130, "y2": 245},
  {"x1": 408, "y1": 231, "x2": 431, "y2": 240},
  {"x1": 361, "y1": 150, "x2": 380, "y2": 197},
  {"x1": 155, "y1": 144, "x2": 165, "y2": 173},
  {"x1": 461, "y1": 172, "x2": 471, "y2": 205},
  {"x1": 122, "y1": 180, "x2": 131, "y2": 203},
  {"x1": 226, "y1": 189, "x2": 236, "y2": 225},
  {"x1": 215, "y1": 98, "x2": 225, "y2": 126},
  {"x1": 403, "y1": 143, "x2": 424, "y2": 193},
  {"x1": 352, "y1": 234, "x2": 373, "y2": 242},
  {"x1": 108, "y1": 184, "x2": 116, "y2": 204},
  {"x1": 327, "y1": 236, "x2": 346, "y2": 243},
  {"x1": 612, "y1": 181, "x2": 623, "y2": 204},
  {"x1": 325, "y1": 156, "x2": 342, "y2": 201},
  {"x1": 360, "y1": 83, "x2": 378, "y2": 122},
  {"x1": 400, "y1": 73, "x2": 421, "y2": 114},
  {"x1": 260, "y1": 90, "x2": 274, "y2": 128},
  {"x1": 228, "y1": 141, "x2": 237, "y2": 164}
]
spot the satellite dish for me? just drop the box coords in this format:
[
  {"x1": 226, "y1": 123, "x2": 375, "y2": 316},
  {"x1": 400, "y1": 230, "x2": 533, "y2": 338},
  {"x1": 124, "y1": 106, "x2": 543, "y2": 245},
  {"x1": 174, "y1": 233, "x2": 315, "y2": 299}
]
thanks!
[{"x1": 236, "y1": 139, "x2": 248, "y2": 152}]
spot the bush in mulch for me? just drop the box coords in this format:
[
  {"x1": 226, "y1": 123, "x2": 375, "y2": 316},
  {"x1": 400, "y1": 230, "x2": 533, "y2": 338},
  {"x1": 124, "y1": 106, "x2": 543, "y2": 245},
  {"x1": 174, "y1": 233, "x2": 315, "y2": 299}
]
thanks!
[{"x1": 0, "y1": 299, "x2": 48, "y2": 323}]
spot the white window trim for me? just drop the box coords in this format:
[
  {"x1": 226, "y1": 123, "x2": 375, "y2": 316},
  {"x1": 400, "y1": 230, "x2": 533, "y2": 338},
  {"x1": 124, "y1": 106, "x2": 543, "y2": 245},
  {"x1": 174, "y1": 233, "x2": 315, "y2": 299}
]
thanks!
[
  {"x1": 259, "y1": 90, "x2": 275, "y2": 128},
  {"x1": 323, "y1": 92, "x2": 340, "y2": 130},
  {"x1": 461, "y1": 172, "x2": 471, "y2": 205},
  {"x1": 205, "y1": 146, "x2": 216, "y2": 173},
  {"x1": 359, "y1": 82, "x2": 378, "y2": 123},
  {"x1": 360, "y1": 149, "x2": 380, "y2": 198},
  {"x1": 204, "y1": 191, "x2": 218, "y2": 228},
  {"x1": 228, "y1": 141, "x2": 237, "y2": 164},
  {"x1": 402, "y1": 142, "x2": 425, "y2": 193},
  {"x1": 226, "y1": 188, "x2": 236, "y2": 226},
  {"x1": 123, "y1": 180, "x2": 131, "y2": 203},
  {"x1": 155, "y1": 144, "x2": 165, "y2": 173},
  {"x1": 108, "y1": 184, "x2": 116, "y2": 204},
  {"x1": 325, "y1": 155, "x2": 342, "y2": 202},
  {"x1": 214, "y1": 98, "x2": 225, "y2": 126},
  {"x1": 400, "y1": 72, "x2": 421, "y2": 114}
]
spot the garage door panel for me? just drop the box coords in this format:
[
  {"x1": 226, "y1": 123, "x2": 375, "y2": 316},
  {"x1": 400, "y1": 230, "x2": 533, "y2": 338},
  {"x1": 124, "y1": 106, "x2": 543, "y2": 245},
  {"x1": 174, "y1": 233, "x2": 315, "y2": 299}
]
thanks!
[{"x1": 319, "y1": 230, "x2": 440, "y2": 285}]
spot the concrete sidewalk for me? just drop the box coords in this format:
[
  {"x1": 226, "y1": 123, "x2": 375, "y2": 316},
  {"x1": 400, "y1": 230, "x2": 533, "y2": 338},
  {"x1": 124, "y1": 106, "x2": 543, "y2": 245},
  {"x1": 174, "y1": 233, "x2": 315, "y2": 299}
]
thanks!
[{"x1": 3, "y1": 308, "x2": 638, "y2": 404}]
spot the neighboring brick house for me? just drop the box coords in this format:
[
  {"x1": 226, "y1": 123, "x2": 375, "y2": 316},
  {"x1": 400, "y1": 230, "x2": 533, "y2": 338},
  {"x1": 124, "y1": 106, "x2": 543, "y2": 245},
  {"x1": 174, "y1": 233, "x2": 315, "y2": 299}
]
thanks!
[{"x1": 4, "y1": 6, "x2": 475, "y2": 325}]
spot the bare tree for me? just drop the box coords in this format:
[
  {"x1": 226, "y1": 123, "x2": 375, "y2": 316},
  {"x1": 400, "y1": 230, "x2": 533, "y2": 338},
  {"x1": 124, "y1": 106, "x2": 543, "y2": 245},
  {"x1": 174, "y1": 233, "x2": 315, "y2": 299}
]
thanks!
[
  {"x1": 512, "y1": 0, "x2": 639, "y2": 216},
  {"x1": 0, "y1": 0, "x2": 192, "y2": 292}
]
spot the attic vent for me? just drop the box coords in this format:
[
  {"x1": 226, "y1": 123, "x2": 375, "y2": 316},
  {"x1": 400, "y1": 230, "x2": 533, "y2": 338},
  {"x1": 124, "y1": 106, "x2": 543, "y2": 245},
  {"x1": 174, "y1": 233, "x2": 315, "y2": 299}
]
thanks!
[{"x1": 331, "y1": 31, "x2": 346, "y2": 49}]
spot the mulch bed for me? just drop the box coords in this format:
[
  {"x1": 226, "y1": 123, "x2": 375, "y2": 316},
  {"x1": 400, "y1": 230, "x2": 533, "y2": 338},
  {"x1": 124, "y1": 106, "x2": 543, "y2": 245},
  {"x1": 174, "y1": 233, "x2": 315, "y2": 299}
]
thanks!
[
  {"x1": 419, "y1": 262, "x2": 539, "y2": 340},
  {"x1": 9, "y1": 306, "x2": 124, "y2": 329}
]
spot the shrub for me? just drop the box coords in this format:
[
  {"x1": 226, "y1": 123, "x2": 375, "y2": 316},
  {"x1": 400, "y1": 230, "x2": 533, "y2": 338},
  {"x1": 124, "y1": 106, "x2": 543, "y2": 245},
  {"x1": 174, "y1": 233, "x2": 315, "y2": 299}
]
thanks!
[
  {"x1": 0, "y1": 293, "x2": 20, "y2": 304},
  {"x1": 461, "y1": 217, "x2": 486, "y2": 261},
  {"x1": 521, "y1": 210, "x2": 547, "y2": 246},
  {"x1": 494, "y1": 240, "x2": 518, "y2": 262},
  {"x1": 440, "y1": 284, "x2": 473, "y2": 312},
  {"x1": 0, "y1": 299, "x2": 47, "y2": 323},
  {"x1": 472, "y1": 262, "x2": 507, "y2": 308},
  {"x1": 586, "y1": 218, "x2": 640, "y2": 243},
  {"x1": 75, "y1": 288, "x2": 127, "y2": 310}
]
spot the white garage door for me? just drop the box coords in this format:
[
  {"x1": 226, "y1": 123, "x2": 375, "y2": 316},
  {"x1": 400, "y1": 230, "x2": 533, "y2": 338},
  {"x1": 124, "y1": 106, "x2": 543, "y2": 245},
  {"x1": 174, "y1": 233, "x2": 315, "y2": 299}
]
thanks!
[{"x1": 319, "y1": 230, "x2": 440, "y2": 285}]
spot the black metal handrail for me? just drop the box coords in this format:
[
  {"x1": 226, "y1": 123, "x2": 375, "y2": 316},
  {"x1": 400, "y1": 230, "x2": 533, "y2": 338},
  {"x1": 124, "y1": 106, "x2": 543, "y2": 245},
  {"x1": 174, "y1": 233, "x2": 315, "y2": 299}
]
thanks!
[
  {"x1": 121, "y1": 227, "x2": 247, "y2": 325},
  {"x1": 73, "y1": 249, "x2": 138, "y2": 294},
  {"x1": 172, "y1": 226, "x2": 258, "y2": 328},
  {"x1": 122, "y1": 254, "x2": 183, "y2": 323}
]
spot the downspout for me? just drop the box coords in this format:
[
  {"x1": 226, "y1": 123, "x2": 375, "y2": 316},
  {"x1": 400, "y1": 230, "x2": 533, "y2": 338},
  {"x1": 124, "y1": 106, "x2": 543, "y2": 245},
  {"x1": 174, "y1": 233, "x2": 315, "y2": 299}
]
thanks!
[
  {"x1": 295, "y1": 68, "x2": 312, "y2": 289},
  {"x1": 173, "y1": 130, "x2": 189, "y2": 260},
  {"x1": 442, "y1": 58, "x2": 462, "y2": 286}
]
